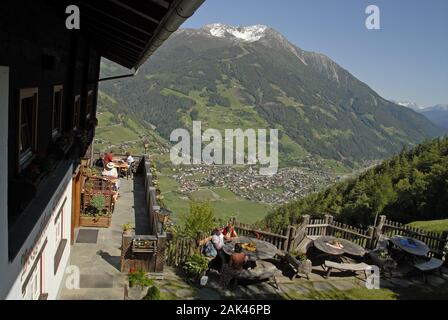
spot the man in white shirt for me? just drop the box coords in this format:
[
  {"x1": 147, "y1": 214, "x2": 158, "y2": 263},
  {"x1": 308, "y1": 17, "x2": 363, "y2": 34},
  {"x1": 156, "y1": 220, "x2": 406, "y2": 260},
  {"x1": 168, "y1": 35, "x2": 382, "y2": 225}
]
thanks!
[{"x1": 211, "y1": 228, "x2": 226, "y2": 271}]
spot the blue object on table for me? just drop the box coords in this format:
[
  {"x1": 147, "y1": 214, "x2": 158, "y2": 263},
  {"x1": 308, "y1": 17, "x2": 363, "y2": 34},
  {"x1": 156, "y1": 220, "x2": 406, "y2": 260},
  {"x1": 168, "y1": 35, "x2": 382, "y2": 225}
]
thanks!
[{"x1": 400, "y1": 238, "x2": 418, "y2": 248}]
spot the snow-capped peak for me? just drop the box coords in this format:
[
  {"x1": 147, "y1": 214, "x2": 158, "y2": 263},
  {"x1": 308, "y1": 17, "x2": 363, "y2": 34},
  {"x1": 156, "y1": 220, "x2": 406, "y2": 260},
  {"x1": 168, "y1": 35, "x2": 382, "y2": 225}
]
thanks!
[{"x1": 203, "y1": 23, "x2": 269, "y2": 42}]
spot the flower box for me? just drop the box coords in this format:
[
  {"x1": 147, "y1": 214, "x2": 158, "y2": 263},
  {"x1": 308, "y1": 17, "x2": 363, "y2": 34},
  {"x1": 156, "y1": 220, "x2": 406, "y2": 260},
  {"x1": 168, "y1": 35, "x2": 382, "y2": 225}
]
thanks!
[{"x1": 80, "y1": 215, "x2": 112, "y2": 228}]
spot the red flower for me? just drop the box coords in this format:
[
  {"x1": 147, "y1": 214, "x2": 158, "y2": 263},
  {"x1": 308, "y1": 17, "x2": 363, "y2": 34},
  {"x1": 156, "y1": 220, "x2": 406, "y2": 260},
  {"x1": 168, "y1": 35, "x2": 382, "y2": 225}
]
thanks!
[{"x1": 129, "y1": 267, "x2": 137, "y2": 274}]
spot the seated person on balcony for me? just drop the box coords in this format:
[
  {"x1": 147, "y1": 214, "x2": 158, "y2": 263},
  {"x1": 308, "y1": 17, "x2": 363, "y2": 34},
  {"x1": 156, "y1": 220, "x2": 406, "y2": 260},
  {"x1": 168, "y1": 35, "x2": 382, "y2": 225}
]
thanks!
[
  {"x1": 103, "y1": 150, "x2": 114, "y2": 165},
  {"x1": 229, "y1": 243, "x2": 249, "y2": 271},
  {"x1": 220, "y1": 243, "x2": 249, "y2": 288},
  {"x1": 211, "y1": 228, "x2": 226, "y2": 271},
  {"x1": 222, "y1": 221, "x2": 238, "y2": 240},
  {"x1": 102, "y1": 162, "x2": 120, "y2": 199},
  {"x1": 124, "y1": 151, "x2": 135, "y2": 179}
]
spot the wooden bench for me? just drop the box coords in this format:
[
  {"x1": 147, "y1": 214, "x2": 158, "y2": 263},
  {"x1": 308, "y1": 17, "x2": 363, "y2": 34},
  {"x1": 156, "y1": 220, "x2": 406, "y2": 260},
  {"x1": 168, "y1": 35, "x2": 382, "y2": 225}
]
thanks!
[
  {"x1": 413, "y1": 257, "x2": 444, "y2": 283},
  {"x1": 324, "y1": 260, "x2": 371, "y2": 279}
]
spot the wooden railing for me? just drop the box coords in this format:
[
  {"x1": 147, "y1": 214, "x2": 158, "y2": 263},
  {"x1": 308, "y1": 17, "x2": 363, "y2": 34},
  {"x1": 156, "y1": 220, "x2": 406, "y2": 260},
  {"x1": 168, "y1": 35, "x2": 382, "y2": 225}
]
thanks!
[
  {"x1": 140, "y1": 155, "x2": 161, "y2": 236},
  {"x1": 304, "y1": 215, "x2": 373, "y2": 248},
  {"x1": 233, "y1": 222, "x2": 293, "y2": 251},
  {"x1": 166, "y1": 237, "x2": 198, "y2": 267}
]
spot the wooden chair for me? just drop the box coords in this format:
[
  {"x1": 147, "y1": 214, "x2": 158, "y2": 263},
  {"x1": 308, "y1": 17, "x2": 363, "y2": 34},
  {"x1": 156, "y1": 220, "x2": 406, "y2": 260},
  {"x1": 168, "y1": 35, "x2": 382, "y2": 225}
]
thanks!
[
  {"x1": 412, "y1": 257, "x2": 444, "y2": 283},
  {"x1": 280, "y1": 253, "x2": 312, "y2": 280}
]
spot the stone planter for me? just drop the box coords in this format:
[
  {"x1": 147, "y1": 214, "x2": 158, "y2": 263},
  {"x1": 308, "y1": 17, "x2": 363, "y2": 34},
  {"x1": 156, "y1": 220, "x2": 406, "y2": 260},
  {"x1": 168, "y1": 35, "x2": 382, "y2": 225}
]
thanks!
[
  {"x1": 127, "y1": 286, "x2": 149, "y2": 300},
  {"x1": 298, "y1": 259, "x2": 312, "y2": 277},
  {"x1": 80, "y1": 215, "x2": 112, "y2": 228}
]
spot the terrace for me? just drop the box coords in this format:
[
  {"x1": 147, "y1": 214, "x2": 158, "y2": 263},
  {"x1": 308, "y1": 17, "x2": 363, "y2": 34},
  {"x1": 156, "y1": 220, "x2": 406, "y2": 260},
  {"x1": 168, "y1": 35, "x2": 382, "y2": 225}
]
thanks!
[{"x1": 59, "y1": 155, "x2": 448, "y2": 300}]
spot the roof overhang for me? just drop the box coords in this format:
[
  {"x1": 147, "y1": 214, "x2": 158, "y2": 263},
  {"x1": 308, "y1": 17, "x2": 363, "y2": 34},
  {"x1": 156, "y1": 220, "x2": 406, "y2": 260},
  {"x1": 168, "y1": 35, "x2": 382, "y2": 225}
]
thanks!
[{"x1": 49, "y1": 0, "x2": 205, "y2": 70}]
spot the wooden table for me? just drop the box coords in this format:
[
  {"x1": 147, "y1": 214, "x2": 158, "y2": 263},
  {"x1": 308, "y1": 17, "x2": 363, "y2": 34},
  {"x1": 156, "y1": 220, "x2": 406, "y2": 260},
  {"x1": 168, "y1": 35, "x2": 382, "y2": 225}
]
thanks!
[
  {"x1": 314, "y1": 236, "x2": 366, "y2": 257},
  {"x1": 390, "y1": 235, "x2": 430, "y2": 257},
  {"x1": 112, "y1": 160, "x2": 129, "y2": 176},
  {"x1": 222, "y1": 236, "x2": 281, "y2": 261}
]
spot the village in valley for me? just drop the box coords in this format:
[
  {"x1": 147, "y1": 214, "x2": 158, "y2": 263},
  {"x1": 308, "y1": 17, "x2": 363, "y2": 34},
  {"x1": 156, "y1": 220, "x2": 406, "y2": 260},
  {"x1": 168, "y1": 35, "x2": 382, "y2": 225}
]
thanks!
[{"x1": 168, "y1": 162, "x2": 338, "y2": 205}]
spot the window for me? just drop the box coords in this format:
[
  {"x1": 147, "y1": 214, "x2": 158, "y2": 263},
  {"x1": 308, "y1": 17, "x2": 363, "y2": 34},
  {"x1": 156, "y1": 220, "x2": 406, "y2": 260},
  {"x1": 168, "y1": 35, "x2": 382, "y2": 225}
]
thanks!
[
  {"x1": 55, "y1": 206, "x2": 63, "y2": 246},
  {"x1": 54, "y1": 197, "x2": 67, "y2": 274},
  {"x1": 86, "y1": 90, "x2": 94, "y2": 120},
  {"x1": 23, "y1": 255, "x2": 43, "y2": 300},
  {"x1": 52, "y1": 85, "x2": 63, "y2": 138},
  {"x1": 18, "y1": 88, "x2": 38, "y2": 170},
  {"x1": 73, "y1": 95, "x2": 81, "y2": 129}
]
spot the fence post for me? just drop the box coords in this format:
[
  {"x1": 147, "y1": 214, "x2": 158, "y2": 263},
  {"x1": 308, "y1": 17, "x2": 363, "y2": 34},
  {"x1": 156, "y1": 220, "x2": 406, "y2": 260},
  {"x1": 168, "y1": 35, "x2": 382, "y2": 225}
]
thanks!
[
  {"x1": 324, "y1": 214, "x2": 333, "y2": 235},
  {"x1": 155, "y1": 233, "x2": 167, "y2": 274},
  {"x1": 439, "y1": 230, "x2": 448, "y2": 262},
  {"x1": 367, "y1": 226, "x2": 375, "y2": 249},
  {"x1": 283, "y1": 225, "x2": 295, "y2": 252},
  {"x1": 371, "y1": 215, "x2": 386, "y2": 250}
]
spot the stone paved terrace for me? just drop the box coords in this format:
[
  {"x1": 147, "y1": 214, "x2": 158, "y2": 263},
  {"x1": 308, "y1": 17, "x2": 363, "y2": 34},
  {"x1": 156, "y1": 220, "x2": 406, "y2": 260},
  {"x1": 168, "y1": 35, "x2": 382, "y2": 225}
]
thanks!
[
  {"x1": 58, "y1": 176, "x2": 149, "y2": 300},
  {"x1": 58, "y1": 175, "x2": 448, "y2": 300}
]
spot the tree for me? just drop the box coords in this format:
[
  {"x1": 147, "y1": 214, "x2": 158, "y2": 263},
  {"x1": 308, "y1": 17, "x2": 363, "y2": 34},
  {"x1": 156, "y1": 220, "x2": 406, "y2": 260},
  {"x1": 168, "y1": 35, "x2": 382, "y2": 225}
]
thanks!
[{"x1": 178, "y1": 201, "x2": 216, "y2": 238}]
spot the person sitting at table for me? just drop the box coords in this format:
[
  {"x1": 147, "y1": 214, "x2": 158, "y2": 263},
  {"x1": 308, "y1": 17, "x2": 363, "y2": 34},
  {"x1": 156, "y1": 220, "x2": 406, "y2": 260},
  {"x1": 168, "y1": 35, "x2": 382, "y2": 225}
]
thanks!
[
  {"x1": 124, "y1": 151, "x2": 135, "y2": 179},
  {"x1": 222, "y1": 221, "x2": 238, "y2": 240},
  {"x1": 211, "y1": 228, "x2": 226, "y2": 272},
  {"x1": 102, "y1": 162, "x2": 120, "y2": 200},
  {"x1": 103, "y1": 150, "x2": 114, "y2": 166},
  {"x1": 220, "y1": 243, "x2": 249, "y2": 288},
  {"x1": 229, "y1": 243, "x2": 249, "y2": 271}
]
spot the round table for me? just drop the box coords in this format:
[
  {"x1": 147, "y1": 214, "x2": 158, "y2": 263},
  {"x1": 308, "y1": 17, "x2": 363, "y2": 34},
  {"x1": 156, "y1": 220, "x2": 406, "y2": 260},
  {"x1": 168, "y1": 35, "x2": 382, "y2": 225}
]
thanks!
[
  {"x1": 314, "y1": 236, "x2": 345, "y2": 256},
  {"x1": 390, "y1": 235, "x2": 430, "y2": 257},
  {"x1": 314, "y1": 236, "x2": 366, "y2": 257},
  {"x1": 222, "y1": 236, "x2": 281, "y2": 261}
]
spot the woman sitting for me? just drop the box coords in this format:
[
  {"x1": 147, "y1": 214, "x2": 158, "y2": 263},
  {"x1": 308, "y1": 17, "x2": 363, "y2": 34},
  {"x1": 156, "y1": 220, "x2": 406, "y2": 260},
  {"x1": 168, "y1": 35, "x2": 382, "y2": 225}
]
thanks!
[
  {"x1": 102, "y1": 162, "x2": 120, "y2": 200},
  {"x1": 222, "y1": 221, "x2": 238, "y2": 240}
]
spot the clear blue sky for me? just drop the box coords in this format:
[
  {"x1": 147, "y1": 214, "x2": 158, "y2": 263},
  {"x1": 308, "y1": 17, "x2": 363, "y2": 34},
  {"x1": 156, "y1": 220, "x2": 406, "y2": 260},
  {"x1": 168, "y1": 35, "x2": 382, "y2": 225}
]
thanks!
[{"x1": 184, "y1": 0, "x2": 448, "y2": 106}]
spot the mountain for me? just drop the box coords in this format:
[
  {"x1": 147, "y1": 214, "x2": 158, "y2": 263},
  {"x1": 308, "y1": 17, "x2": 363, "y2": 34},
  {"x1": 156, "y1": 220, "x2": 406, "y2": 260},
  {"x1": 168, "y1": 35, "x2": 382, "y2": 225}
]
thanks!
[
  {"x1": 99, "y1": 23, "x2": 443, "y2": 167},
  {"x1": 391, "y1": 99, "x2": 448, "y2": 133},
  {"x1": 420, "y1": 104, "x2": 448, "y2": 132},
  {"x1": 390, "y1": 100, "x2": 423, "y2": 111},
  {"x1": 264, "y1": 137, "x2": 448, "y2": 231}
]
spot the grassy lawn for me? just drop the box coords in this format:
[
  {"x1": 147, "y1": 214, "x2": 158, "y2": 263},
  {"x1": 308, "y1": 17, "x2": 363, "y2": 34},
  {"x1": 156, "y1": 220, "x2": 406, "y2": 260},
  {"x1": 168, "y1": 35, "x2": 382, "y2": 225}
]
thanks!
[
  {"x1": 96, "y1": 124, "x2": 139, "y2": 143},
  {"x1": 408, "y1": 219, "x2": 448, "y2": 233},
  {"x1": 160, "y1": 183, "x2": 271, "y2": 224}
]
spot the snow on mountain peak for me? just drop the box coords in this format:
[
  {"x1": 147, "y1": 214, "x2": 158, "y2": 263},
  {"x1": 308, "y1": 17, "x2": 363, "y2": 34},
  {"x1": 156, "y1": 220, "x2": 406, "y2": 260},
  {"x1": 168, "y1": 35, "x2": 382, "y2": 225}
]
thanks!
[{"x1": 203, "y1": 23, "x2": 269, "y2": 42}]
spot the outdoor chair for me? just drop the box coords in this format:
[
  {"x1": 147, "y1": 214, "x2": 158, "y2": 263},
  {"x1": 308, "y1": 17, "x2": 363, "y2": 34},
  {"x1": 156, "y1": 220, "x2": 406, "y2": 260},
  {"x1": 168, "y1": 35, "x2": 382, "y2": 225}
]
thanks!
[
  {"x1": 324, "y1": 260, "x2": 371, "y2": 279},
  {"x1": 412, "y1": 256, "x2": 444, "y2": 283},
  {"x1": 280, "y1": 253, "x2": 312, "y2": 280}
]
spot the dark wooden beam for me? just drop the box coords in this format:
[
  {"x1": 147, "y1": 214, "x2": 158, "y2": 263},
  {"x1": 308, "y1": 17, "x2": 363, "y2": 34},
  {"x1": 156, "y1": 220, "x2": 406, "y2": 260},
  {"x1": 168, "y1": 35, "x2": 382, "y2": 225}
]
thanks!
[
  {"x1": 79, "y1": 0, "x2": 158, "y2": 36},
  {"x1": 108, "y1": 0, "x2": 168, "y2": 23}
]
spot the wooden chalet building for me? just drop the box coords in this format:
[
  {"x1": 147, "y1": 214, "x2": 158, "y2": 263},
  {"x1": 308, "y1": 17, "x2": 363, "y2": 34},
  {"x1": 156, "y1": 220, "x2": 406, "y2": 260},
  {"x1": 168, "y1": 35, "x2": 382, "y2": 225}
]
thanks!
[{"x1": 0, "y1": 0, "x2": 204, "y2": 300}]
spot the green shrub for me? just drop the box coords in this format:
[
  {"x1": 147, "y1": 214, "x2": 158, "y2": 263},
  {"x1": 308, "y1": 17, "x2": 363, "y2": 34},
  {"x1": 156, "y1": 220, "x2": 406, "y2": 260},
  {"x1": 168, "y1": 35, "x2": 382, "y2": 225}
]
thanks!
[
  {"x1": 142, "y1": 286, "x2": 161, "y2": 300},
  {"x1": 128, "y1": 269, "x2": 154, "y2": 288},
  {"x1": 90, "y1": 195, "x2": 105, "y2": 212},
  {"x1": 183, "y1": 253, "x2": 209, "y2": 278},
  {"x1": 179, "y1": 201, "x2": 216, "y2": 238}
]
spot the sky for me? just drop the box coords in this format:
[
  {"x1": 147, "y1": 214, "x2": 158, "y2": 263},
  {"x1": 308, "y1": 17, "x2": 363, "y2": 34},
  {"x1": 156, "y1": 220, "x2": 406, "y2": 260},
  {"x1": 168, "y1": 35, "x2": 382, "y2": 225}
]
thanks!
[{"x1": 183, "y1": 0, "x2": 448, "y2": 107}]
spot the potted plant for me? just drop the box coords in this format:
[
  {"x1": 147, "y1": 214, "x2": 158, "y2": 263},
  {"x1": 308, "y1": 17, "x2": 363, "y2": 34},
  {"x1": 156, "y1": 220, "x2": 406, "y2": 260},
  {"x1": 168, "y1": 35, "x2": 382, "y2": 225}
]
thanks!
[
  {"x1": 297, "y1": 254, "x2": 312, "y2": 278},
  {"x1": 122, "y1": 222, "x2": 134, "y2": 235},
  {"x1": 80, "y1": 194, "x2": 112, "y2": 228},
  {"x1": 183, "y1": 253, "x2": 209, "y2": 284},
  {"x1": 127, "y1": 269, "x2": 154, "y2": 300}
]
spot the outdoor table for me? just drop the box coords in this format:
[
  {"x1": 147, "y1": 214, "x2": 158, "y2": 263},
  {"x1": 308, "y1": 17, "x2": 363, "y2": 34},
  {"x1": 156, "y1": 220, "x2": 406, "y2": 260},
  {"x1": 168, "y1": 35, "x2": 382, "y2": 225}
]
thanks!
[
  {"x1": 112, "y1": 159, "x2": 129, "y2": 176},
  {"x1": 338, "y1": 238, "x2": 366, "y2": 257},
  {"x1": 222, "y1": 236, "x2": 281, "y2": 261},
  {"x1": 390, "y1": 235, "x2": 430, "y2": 257},
  {"x1": 314, "y1": 236, "x2": 345, "y2": 257}
]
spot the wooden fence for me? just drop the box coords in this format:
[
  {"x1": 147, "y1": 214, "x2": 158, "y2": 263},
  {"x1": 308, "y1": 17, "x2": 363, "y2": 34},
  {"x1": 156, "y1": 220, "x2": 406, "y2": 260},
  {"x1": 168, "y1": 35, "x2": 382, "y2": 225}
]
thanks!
[{"x1": 163, "y1": 214, "x2": 448, "y2": 269}]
